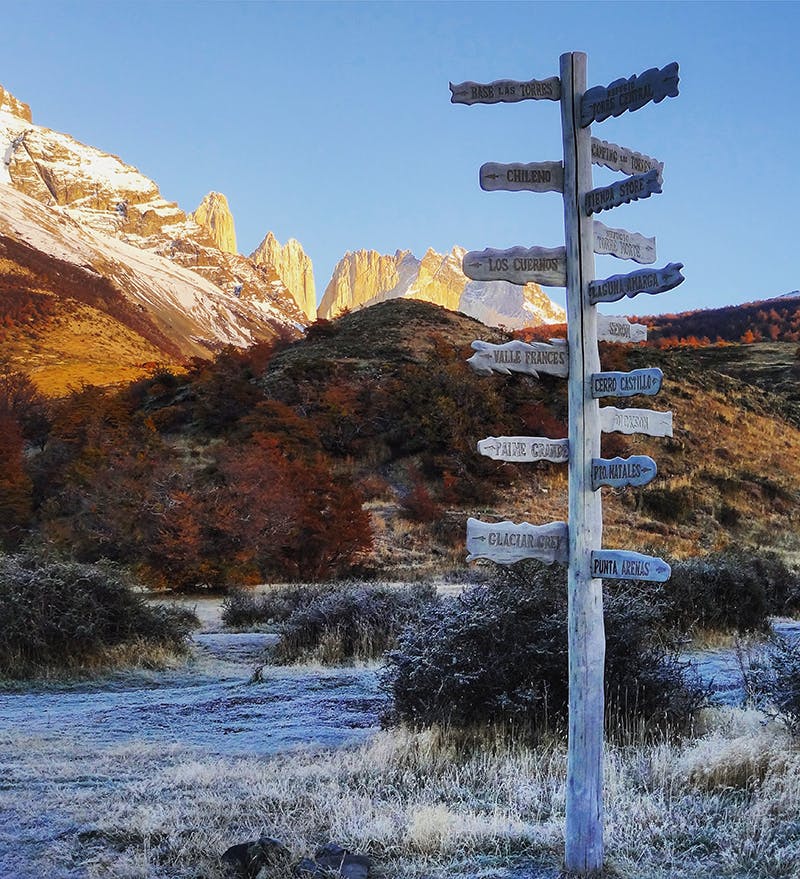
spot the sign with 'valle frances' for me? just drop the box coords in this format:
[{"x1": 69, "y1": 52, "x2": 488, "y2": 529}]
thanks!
[
  {"x1": 480, "y1": 161, "x2": 564, "y2": 194},
  {"x1": 467, "y1": 339, "x2": 569, "y2": 378},
  {"x1": 591, "y1": 550, "x2": 671, "y2": 583},
  {"x1": 588, "y1": 263, "x2": 684, "y2": 305},
  {"x1": 467, "y1": 517, "x2": 568, "y2": 565},
  {"x1": 593, "y1": 221, "x2": 656, "y2": 264},
  {"x1": 580, "y1": 62, "x2": 679, "y2": 126},
  {"x1": 450, "y1": 76, "x2": 561, "y2": 105},
  {"x1": 591, "y1": 455, "x2": 657, "y2": 490},
  {"x1": 591, "y1": 368, "x2": 662, "y2": 398},
  {"x1": 478, "y1": 436, "x2": 569, "y2": 463},
  {"x1": 463, "y1": 246, "x2": 567, "y2": 287}
]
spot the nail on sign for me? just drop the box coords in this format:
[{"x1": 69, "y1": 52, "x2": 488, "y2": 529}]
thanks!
[
  {"x1": 591, "y1": 550, "x2": 671, "y2": 583},
  {"x1": 478, "y1": 436, "x2": 569, "y2": 463},
  {"x1": 467, "y1": 339, "x2": 569, "y2": 379},
  {"x1": 467, "y1": 517, "x2": 568, "y2": 565},
  {"x1": 590, "y1": 368, "x2": 662, "y2": 398},
  {"x1": 591, "y1": 455, "x2": 657, "y2": 490},
  {"x1": 588, "y1": 263, "x2": 684, "y2": 305},
  {"x1": 463, "y1": 246, "x2": 568, "y2": 287}
]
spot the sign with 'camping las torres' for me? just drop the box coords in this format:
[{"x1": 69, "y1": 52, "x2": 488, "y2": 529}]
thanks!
[
  {"x1": 478, "y1": 436, "x2": 569, "y2": 463},
  {"x1": 480, "y1": 161, "x2": 564, "y2": 194},
  {"x1": 584, "y1": 168, "x2": 661, "y2": 215},
  {"x1": 593, "y1": 221, "x2": 656, "y2": 264},
  {"x1": 450, "y1": 76, "x2": 561, "y2": 105},
  {"x1": 580, "y1": 62, "x2": 679, "y2": 126},
  {"x1": 591, "y1": 138, "x2": 663, "y2": 178},
  {"x1": 590, "y1": 550, "x2": 671, "y2": 583},
  {"x1": 588, "y1": 263, "x2": 685, "y2": 305},
  {"x1": 600, "y1": 406, "x2": 673, "y2": 438},
  {"x1": 463, "y1": 245, "x2": 567, "y2": 286},
  {"x1": 466, "y1": 517, "x2": 568, "y2": 565},
  {"x1": 467, "y1": 339, "x2": 569, "y2": 378},
  {"x1": 590, "y1": 368, "x2": 662, "y2": 398},
  {"x1": 591, "y1": 455, "x2": 657, "y2": 490}
]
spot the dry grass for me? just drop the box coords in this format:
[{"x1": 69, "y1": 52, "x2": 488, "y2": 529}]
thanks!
[{"x1": 2, "y1": 708, "x2": 800, "y2": 878}]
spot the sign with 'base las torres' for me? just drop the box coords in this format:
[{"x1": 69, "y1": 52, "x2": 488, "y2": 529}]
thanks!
[
  {"x1": 600, "y1": 406, "x2": 673, "y2": 437},
  {"x1": 591, "y1": 138, "x2": 663, "y2": 178},
  {"x1": 593, "y1": 221, "x2": 656, "y2": 264},
  {"x1": 466, "y1": 517, "x2": 569, "y2": 565},
  {"x1": 591, "y1": 368, "x2": 662, "y2": 398},
  {"x1": 584, "y1": 168, "x2": 662, "y2": 215},
  {"x1": 590, "y1": 550, "x2": 671, "y2": 583},
  {"x1": 463, "y1": 246, "x2": 567, "y2": 286},
  {"x1": 450, "y1": 76, "x2": 561, "y2": 105},
  {"x1": 588, "y1": 263, "x2": 685, "y2": 305},
  {"x1": 580, "y1": 62, "x2": 679, "y2": 126},
  {"x1": 467, "y1": 339, "x2": 569, "y2": 378},
  {"x1": 597, "y1": 315, "x2": 647, "y2": 344},
  {"x1": 480, "y1": 161, "x2": 564, "y2": 193},
  {"x1": 478, "y1": 436, "x2": 569, "y2": 463},
  {"x1": 591, "y1": 455, "x2": 657, "y2": 490}
]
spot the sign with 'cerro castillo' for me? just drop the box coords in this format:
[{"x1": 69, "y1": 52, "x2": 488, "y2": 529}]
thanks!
[
  {"x1": 590, "y1": 368, "x2": 662, "y2": 398},
  {"x1": 450, "y1": 76, "x2": 561, "y2": 105},
  {"x1": 591, "y1": 455, "x2": 657, "y2": 490},
  {"x1": 467, "y1": 339, "x2": 569, "y2": 378},
  {"x1": 477, "y1": 436, "x2": 569, "y2": 463},
  {"x1": 466, "y1": 517, "x2": 569, "y2": 565},
  {"x1": 463, "y1": 246, "x2": 568, "y2": 287},
  {"x1": 588, "y1": 263, "x2": 685, "y2": 305},
  {"x1": 480, "y1": 161, "x2": 564, "y2": 193},
  {"x1": 580, "y1": 62, "x2": 679, "y2": 126},
  {"x1": 590, "y1": 550, "x2": 671, "y2": 583}
]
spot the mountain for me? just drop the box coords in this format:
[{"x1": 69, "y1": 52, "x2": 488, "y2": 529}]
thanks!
[
  {"x1": 318, "y1": 246, "x2": 566, "y2": 329},
  {"x1": 0, "y1": 84, "x2": 307, "y2": 392},
  {"x1": 250, "y1": 231, "x2": 316, "y2": 321}
]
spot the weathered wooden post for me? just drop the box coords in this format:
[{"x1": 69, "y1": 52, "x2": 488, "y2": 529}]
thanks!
[{"x1": 451, "y1": 52, "x2": 681, "y2": 875}]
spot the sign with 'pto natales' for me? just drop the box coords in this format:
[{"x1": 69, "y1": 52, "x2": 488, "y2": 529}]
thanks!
[
  {"x1": 466, "y1": 517, "x2": 569, "y2": 565},
  {"x1": 590, "y1": 550, "x2": 671, "y2": 583},
  {"x1": 480, "y1": 161, "x2": 564, "y2": 193},
  {"x1": 477, "y1": 436, "x2": 569, "y2": 463},
  {"x1": 580, "y1": 62, "x2": 679, "y2": 126},
  {"x1": 463, "y1": 245, "x2": 567, "y2": 286},
  {"x1": 588, "y1": 263, "x2": 684, "y2": 305},
  {"x1": 467, "y1": 339, "x2": 569, "y2": 378},
  {"x1": 450, "y1": 76, "x2": 561, "y2": 105},
  {"x1": 591, "y1": 455, "x2": 657, "y2": 490}
]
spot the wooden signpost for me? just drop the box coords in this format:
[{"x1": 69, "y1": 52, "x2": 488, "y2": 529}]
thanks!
[{"x1": 451, "y1": 51, "x2": 680, "y2": 876}]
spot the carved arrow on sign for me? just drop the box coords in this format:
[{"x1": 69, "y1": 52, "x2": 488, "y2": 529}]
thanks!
[
  {"x1": 477, "y1": 436, "x2": 569, "y2": 463},
  {"x1": 467, "y1": 339, "x2": 569, "y2": 379},
  {"x1": 590, "y1": 368, "x2": 663, "y2": 398},
  {"x1": 585, "y1": 168, "x2": 662, "y2": 216},
  {"x1": 599, "y1": 406, "x2": 673, "y2": 438},
  {"x1": 591, "y1": 455, "x2": 657, "y2": 490},
  {"x1": 450, "y1": 76, "x2": 561, "y2": 105},
  {"x1": 467, "y1": 517, "x2": 569, "y2": 565},
  {"x1": 593, "y1": 221, "x2": 656, "y2": 264},
  {"x1": 463, "y1": 246, "x2": 568, "y2": 287},
  {"x1": 480, "y1": 161, "x2": 564, "y2": 194},
  {"x1": 580, "y1": 62, "x2": 679, "y2": 127},
  {"x1": 597, "y1": 315, "x2": 647, "y2": 344},
  {"x1": 591, "y1": 137, "x2": 664, "y2": 179},
  {"x1": 591, "y1": 549, "x2": 671, "y2": 583},
  {"x1": 588, "y1": 263, "x2": 685, "y2": 305}
]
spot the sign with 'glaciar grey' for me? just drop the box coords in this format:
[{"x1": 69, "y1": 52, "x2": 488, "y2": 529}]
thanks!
[
  {"x1": 467, "y1": 339, "x2": 569, "y2": 378},
  {"x1": 584, "y1": 168, "x2": 662, "y2": 216},
  {"x1": 463, "y1": 246, "x2": 568, "y2": 287},
  {"x1": 580, "y1": 62, "x2": 679, "y2": 127},
  {"x1": 478, "y1": 436, "x2": 569, "y2": 463},
  {"x1": 590, "y1": 550, "x2": 671, "y2": 583},
  {"x1": 466, "y1": 517, "x2": 568, "y2": 565},
  {"x1": 593, "y1": 221, "x2": 656, "y2": 264},
  {"x1": 590, "y1": 368, "x2": 663, "y2": 398},
  {"x1": 480, "y1": 161, "x2": 564, "y2": 193},
  {"x1": 588, "y1": 263, "x2": 685, "y2": 305},
  {"x1": 450, "y1": 76, "x2": 561, "y2": 105},
  {"x1": 591, "y1": 455, "x2": 657, "y2": 490}
]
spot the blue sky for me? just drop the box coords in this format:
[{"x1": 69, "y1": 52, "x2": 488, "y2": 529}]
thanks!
[{"x1": 3, "y1": 1, "x2": 799, "y2": 315}]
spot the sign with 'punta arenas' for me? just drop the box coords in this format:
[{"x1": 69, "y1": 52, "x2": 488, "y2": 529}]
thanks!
[
  {"x1": 588, "y1": 263, "x2": 685, "y2": 305},
  {"x1": 477, "y1": 436, "x2": 569, "y2": 463},
  {"x1": 580, "y1": 62, "x2": 679, "y2": 127},
  {"x1": 591, "y1": 455, "x2": 657, "y2": 490},
  {"x1": 463, "y1": 246, "x2": 567, "y2": 287},
  {"x1": 467, "y1": 339, "x2": 569, "y2": 379},
  {"x1": 593, "y1": 221, "x2": 656, "y2": 264},
  {"x1": 591, "y1": 550, "x2": 671, "y2": 583},
  {"x1": 450, "y1": 76, "x2": 561, "y2": 105},
  {"x1": 466, "y1": 517, "x2": 568, "y2": 565},
  {"x1": 591, "y1": 368, "x2": 662, "y2": 398},
  {"x1": 480, "y1": 161, "x2": 564, "y2": 194},
  {"x1": 584, "y1": 168, "x2": 662, "y2": 216}
]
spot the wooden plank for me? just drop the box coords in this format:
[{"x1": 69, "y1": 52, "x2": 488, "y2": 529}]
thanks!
[
  {"x1": 593, "y1": 221, "x2": 656, "y2": 264},
  {"x1": 561, "y1": 50, "x2": 605, "y2": 875},
  {"x1": 591, "y1": 138, "x2": 663, "y2": 177},
  {"x1": 480, "y1": 161, "x2": 564, "y2": 193},
  {"x1": 599, "y1": 406, "x2": 673, "y2": 437},
  {"x1": 580, "y1": 62, "x2": 679, "y2": 127},
  {"x1": 467, "y1": 339, "x2": 569, "y2": 378},
  {"x1": 584, "y1": 169, "x2": 661, "y2": 216},
  {"x1": 597, "y1": 315, "x2": 647, "y2": 343},
  {"x1": 450, "y1": 76, "x2": 561, "y2": 105},
  {"x1": 588, "y1": 263, "x2": 684, "y2": 305},
  {"x1": 466, "y1": 517, "x2": 568, "y2": 564},
  {"x1": 477, "y1": 436, "x2": 569, "y2": 463},
  {"x1": 590, "y1": 368, "x2": 662, "y2": 398},
  {"x1": 463, "y1": 245, "x2": 567, "y2": 287},
  {"x1": 591, "y1": 455, "x2": 657, "y2": 490},
  {"x1": 590, "y1": 550, "x2": 671, "y2": 582}
]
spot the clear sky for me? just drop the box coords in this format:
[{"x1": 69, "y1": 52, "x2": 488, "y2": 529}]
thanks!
[{"x1": 2, "y1": 1, "x2": 799, "y2": 316}]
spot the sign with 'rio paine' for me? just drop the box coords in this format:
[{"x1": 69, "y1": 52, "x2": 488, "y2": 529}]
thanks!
[
  {"x1": 466, "y1": 517, "x2": 568, "y2": 565},
  {"x1": 477, "y1": 436, "x2": 569, "y2": 463},
  {"x1": 467, "y1": 339, "x2": 569, "y2": 378},
  {"x1": 463, "y1": 245, "x2": 567, "y2": 287}
]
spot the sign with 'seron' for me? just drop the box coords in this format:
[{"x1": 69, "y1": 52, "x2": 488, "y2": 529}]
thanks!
[
  {"x1": 466, "y1": 517, "x2": 569, "y2": 565},
  {"x1": 450, "y1": 76, "x2": 561, "y2": 105},
  {"x1": 600, "y1": 406, "x2": 673, "y2": 437},
  {"x1": 580, "y1": 62, "x2": 679, "y2": 127},
  {"x1": 591, "y1": 550, "x2": 671, "y2": 583},
  {"x1": 480, "y1": 161, "x2": 564, "y2": 193},
  {"x1": 584, "y1": 168, "x2": 662, "y2": 216},
  {"x1": 467, "y1": 339, "x2": 569, "y2": 378},
  {"x1": 478, "y1": 436, "x2": 569, "y2": 463},
  {"x1": 590, "y1": 368, "x2": 662, "y2": 398},
  {"x1": 591, "y1": 455, "x2": 657, "y2": 490},
  {"x1": 591, "y1": 138, "x2": 663, "y2": 178},
  {"x1": 593, "y1": 221, "x2": 656, "y2": 264},
  {"x1": 597, "y1": 315, "x2": 647, "y2": 344},
  {"x1": 588, "y1": 263, "x2": 684, "y2": 305},
  {"x1": 463, "y1": 246, "x2": 567, "y2": 287}
]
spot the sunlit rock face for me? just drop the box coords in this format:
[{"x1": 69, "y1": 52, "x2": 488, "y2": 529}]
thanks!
[
  {"x1": 191, "y1": 191, "x2": 238, "y2": 255},
  {"x1": 251, "y1": 231, "x2": 316, "y2": 321}
]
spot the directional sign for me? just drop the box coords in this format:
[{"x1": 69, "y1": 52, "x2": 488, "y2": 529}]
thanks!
[
  {"x1": 588, "y1": 263, "x2": 685, "y2": 305},
  {"x1": 591, "y1": 550, "x2": 671, "y2": 583},
  {"x1": 590, "y1": 368, "x2": 662, "y2": 398},
  {"x1": 597, "y1": 315, "x2": 647, "y2": 344},
  {"x1": 467, "y1": 339, "x2": 569, "y2": 378},
  {"x1": 600, "y1": 406, "x2": 673, "y2": 438},
  {"x1": 463, "y1": 246, "x2": 568, "y2": 287},
  {"x1": 585, "y1": 169, "x2": 662, "y2": 216},
  {"x1": 478, "y1": 436, "x2": 569, "y2": 463},
  {"x1": 466, "y1": 517, "x2": 568, "y2": 565},
  {"x1": 593, "y1": 221, "x2": 656, "y2": 264},
  {"x1": 480, "y1": 161, "x2": 564, "y2": 194},
  {"x1": 591, "y1": 455, "x2": 657, "y2": 490},
  {"x1": 580, "y1": 62, "x2": 679, "y2": 127},
  {"x1": 591, "y1": 138, "x2": 663, "y2": 178},
  {"x1": 450, "y1": 76, "x2": 561, "y2": 105}
]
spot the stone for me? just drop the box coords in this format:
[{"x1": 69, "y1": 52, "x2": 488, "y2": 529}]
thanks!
[
  {"x1": 221, "y1": 834, "x2": 291, "y2": 878},
  {"x1": 251, "y1": 231, "x2": 317, "y2": 320},
  {"x1": 0, "y1": 84, "x2": 32, "y2": 122},
  {"x1": 190, "y1": 191, "x2": 238, "y2": 254}
]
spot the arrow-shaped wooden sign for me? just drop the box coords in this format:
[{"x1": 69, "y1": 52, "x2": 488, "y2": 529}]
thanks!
[
  {"x1": 593, "y1": 221, "x2": 656, "y2": 264},
  {"x1": 597, "y1": 315, "x2": 647, "y2": 344},
  {"x1": 600, "y1": 406, "x2": 673, "y2": 437},
  {"x1": 478, "y1": 436, "x2": 569, "y2": 463},
  {"x1": 467, "y1": 517, "x2": 569, "y2": 565},
  {"x1": 463, "y1": 246, "x2": 568, "y2": 287},
  {"x1": 588, "y1": 263, "x2": 685, "y2": 305},
  {"x1": 480, "y1": 161, "x2": 564, "y2": 193},
  {"x1": 580, "y1": 62, "x2": 679, "y2": 127},
  {"x1": 450, "y1": 76, "x2": 561, "y2": 105},
  {"x1": 591, "y1": 549, "x2": 671, "y2": 582},
  {"x1": 591, "y1": 138, "x2": 663, "y2": 178},
  {"x1": 591, "y1": 455, "x2": 657, "y2": 490},
  {"x1": 467, "y1": 339, "x2": 569, "y2": 378},
  {"x1": 591, "y1": 368, "x2": 662, "y2": 398},
  {"x1": 585, "y1": 168, "x2": 662, "y2": 216}
]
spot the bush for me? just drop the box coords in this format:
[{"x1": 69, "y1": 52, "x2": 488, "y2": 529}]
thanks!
[
  {"x1": 0, "y1": 553, "x2": 198, "y2": 677},
  {"x1": 747, "y1": 634, "x2": 800, "y2": 734},
  {"x1": 221, "y1": 583, "x2": 337, "y2": 628},
  {"x1": 383, "y1": 562, "x2": 706, "y2": 737}
]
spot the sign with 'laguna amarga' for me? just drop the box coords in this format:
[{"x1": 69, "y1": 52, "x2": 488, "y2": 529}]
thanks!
[{"x1": 588, "y1": 263, "x2": 684, "y2": 305}]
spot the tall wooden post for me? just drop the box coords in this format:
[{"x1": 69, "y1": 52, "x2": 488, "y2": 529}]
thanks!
[{"x1": 560, "y1": 51, "x2": 605, "y2": 875}]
